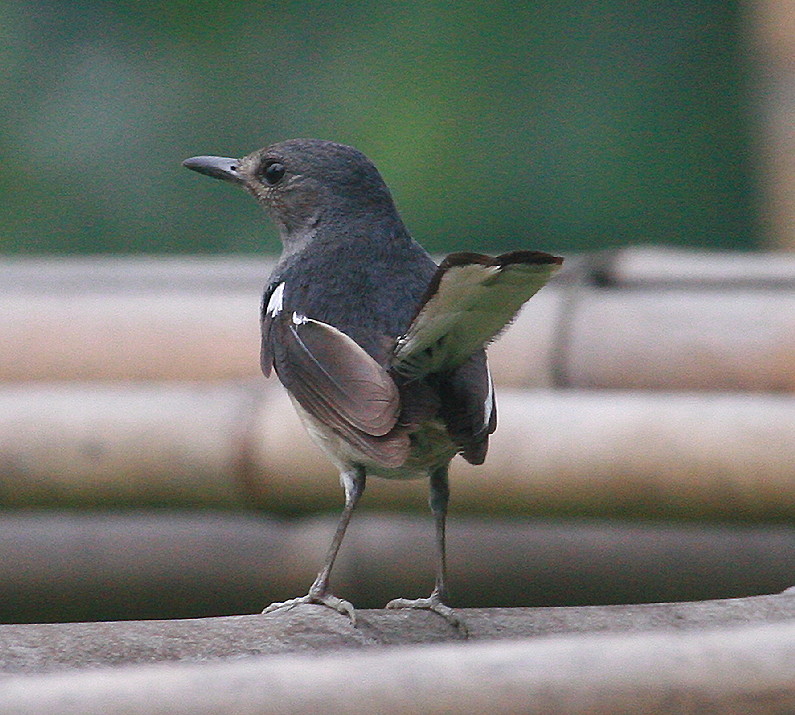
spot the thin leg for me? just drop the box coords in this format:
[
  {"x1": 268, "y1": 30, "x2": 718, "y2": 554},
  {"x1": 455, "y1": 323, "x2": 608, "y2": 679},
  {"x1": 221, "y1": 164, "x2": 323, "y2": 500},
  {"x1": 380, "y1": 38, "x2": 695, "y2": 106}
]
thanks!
[
  {"x1": 430, "y1": 464, "x2": 450, "y2": 600},
  {"x1": 386, "y1": 465, "x2": 467, "y2": 635},
  {"x1": 262, "y1": 466, "x2": 365, "y2": 624}
]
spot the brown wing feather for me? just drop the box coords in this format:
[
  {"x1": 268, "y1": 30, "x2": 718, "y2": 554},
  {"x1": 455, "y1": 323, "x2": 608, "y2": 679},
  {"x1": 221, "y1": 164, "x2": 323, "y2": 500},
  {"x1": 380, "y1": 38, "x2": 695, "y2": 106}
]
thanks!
[
  {"x1": 292, "y1": 315, "x2": 399, "y2": 434},
  {"x1": 270, "y1": 313, "x2": 409, "y2": 467}
]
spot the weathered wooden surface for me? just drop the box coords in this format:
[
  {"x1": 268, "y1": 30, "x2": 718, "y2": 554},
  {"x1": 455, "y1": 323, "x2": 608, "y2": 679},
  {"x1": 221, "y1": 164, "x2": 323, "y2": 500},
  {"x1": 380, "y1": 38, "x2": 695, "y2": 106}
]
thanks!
[
  {"x1": 1, "y1": 512, "x2": 794, "y2": 623},
  {"x1": 0, "y1": 595, "x2": 794, "y2": 714},
  {"x1": 3, "y1": 383, "x2": 795, "y2": 519},
  {"x1": 1, "y1": 593, "x2": 793, "y2": 674}
]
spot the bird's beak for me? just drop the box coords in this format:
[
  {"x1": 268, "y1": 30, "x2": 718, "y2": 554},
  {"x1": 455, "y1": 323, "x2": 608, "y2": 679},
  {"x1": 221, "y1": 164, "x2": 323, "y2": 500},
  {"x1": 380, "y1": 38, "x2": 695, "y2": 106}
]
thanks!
[{"x1": 182, "y1": 155, "x2": 244, "y2": 184}]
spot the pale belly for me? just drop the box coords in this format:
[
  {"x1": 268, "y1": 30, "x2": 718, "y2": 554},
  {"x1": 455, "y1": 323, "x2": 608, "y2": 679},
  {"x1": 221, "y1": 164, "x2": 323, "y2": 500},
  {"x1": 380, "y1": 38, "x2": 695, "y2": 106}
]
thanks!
[{"x1": 289, "y1": 395, "x2": 456, "y2": 480}]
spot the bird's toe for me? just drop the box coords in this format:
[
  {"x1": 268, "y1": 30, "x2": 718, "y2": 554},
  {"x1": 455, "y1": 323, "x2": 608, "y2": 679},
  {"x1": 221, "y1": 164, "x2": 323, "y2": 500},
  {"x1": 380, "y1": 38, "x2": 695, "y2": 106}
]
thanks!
[
  {"x1": 386, "y1": 593, "x2": 468, "y2": 636},
  {"x1": 262, "y1": 592, "x2": 357, "y2": 625}
]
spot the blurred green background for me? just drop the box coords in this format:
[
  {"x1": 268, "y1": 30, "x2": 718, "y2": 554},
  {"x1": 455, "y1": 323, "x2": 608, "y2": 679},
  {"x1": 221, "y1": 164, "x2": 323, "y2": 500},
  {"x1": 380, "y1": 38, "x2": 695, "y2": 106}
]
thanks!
[{"x1": 2, "y1": 0, "x2": 755, "y2": 255}]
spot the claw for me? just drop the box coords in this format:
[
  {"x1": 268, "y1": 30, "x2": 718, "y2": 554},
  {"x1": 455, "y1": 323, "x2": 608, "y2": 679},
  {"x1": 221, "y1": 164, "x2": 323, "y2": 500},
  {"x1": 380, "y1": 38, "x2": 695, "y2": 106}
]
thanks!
[
  {"x1": 386, "y1": 593, "x2": 468, "y2": 636},
  {"x1": 262, "y1": 592, "x2": 357, "y2": 626}
]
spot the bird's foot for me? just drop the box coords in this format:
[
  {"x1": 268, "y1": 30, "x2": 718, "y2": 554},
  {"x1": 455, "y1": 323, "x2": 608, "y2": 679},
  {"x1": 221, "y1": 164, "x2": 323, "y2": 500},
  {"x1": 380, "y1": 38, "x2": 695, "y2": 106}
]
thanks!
[
  {"x1": 386, "y1": 592, "x2": 468, "y2": 636},
  {"x1": 262, "y1": 590, "x2": 356, "y2": 626}
]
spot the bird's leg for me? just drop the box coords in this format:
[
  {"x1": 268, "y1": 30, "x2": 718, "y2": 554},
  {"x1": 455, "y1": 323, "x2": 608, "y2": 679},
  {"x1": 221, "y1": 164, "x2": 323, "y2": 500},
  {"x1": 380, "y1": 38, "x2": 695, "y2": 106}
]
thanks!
[
  {"x1": 262, "y1": 466, "x2": 365, "y2": 625},
  {"x1": 386, "y1": 465, "x2": 467, "y2": 635}
]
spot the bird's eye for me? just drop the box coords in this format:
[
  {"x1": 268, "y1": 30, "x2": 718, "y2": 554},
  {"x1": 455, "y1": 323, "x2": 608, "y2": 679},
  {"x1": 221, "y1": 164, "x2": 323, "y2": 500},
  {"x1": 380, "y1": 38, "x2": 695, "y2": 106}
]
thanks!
[{"x1": 262, "y1": 162, "x2": 286, "y2": 185}]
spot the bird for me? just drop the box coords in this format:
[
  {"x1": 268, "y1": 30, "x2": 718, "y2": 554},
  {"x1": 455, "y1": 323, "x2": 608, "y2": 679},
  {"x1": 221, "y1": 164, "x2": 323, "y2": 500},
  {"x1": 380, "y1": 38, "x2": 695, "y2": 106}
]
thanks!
[{"x1": 183, "y1": 139, "x2": 562, "y2": 631}]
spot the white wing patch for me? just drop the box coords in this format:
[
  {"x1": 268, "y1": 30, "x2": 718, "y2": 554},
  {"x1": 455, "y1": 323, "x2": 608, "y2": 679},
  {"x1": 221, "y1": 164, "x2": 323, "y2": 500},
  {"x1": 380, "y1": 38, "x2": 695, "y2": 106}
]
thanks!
[
  {"x1": 266, "y1": 282, "x2": 285, "y2": 317},
  {"x1": 483, "y1": 365, "x2": 495, "y2": 430}
]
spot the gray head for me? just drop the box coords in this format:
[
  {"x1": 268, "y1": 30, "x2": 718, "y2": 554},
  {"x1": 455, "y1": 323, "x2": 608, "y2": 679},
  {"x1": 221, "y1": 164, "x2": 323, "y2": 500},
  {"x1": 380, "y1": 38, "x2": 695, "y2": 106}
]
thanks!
[{"x1": 183, "y1": 139, "x2": 401, "y2": 241}]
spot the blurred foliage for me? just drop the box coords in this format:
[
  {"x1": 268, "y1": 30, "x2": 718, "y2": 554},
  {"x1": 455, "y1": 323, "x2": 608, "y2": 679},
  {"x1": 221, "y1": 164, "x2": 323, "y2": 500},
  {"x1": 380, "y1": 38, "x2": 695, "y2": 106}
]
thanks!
[{"x1": 1, "y1": 0, "x2": 756, "y2": 255}]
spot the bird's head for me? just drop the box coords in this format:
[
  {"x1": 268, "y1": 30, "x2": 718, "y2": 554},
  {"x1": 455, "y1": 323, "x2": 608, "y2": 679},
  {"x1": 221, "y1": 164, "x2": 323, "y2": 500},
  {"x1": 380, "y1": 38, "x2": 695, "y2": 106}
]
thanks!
[{"x1": 183, "y1": 138, "x2": 399, "y2": 242}]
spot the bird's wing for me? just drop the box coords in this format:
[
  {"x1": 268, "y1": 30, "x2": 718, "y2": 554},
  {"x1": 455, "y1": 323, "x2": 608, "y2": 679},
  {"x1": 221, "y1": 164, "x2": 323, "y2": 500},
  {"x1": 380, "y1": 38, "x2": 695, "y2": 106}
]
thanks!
[
  {"x1": 393, "y1": 250, "x2": 562, "y2": 377},
  {"x1": 270, "y1": 310, "x2": 409, "y2": 467},
  {"x1": 260, "y1": 279, "x2": 284, "y2": 377},
  {"x1": 436, "y1": 349, "x2": 496, "y2": 465}
]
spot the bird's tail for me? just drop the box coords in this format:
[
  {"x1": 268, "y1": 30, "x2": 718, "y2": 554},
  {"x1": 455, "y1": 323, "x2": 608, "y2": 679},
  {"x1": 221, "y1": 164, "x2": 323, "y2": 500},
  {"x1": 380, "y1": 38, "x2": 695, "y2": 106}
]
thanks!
[{"x1": 392, "y1": 250, "x2": 563, "y2": 377}]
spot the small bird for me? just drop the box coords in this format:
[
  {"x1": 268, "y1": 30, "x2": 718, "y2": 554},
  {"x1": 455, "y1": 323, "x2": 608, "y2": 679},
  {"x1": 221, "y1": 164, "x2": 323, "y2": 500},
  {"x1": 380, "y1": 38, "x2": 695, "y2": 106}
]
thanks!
[{"x1": 183, "y1": 139, "x2": 561, "y2": 630}]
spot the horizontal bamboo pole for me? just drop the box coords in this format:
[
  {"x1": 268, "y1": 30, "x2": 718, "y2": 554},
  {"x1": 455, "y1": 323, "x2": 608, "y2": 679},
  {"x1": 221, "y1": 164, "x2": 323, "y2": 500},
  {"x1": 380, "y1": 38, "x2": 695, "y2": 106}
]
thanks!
[
  {"x1": 4, "y1": 286, "x2": 793, "y2": 389},
  {"x1": 2, "y1": 384, "x2": 795, "y2": 520},
  {"x1": 0, "y1": 382, "x2": 253, "y2": 506},
  {"x1": 490, "y1": 284, "x2": 795, "y2": 390},
  {"x1": 1, "y1": 251, "x2": 794, "y2": 389},
  {"x1": 0, "y1": 292, "x2": 261, "y2": 381},
  {"x1": 0, "y1": 595, "x2": 794, "y2": 714},
  {"x1": 457, "y1": 389, "x2": 795, "y2": 519},
  {"x1": 571, "y1": 246, "x2": 795, "y2": 288},
  {"x1": 0, "y1": 289, "x2": 559, "y2": 385},
  {"x1": 0, "y1": 255, "x2": 275, "y2": 292},
  {"x1": 1, "y1": 512, "x2": 793, "y2": 623},
  {"x1": 255, "y1": 387, "x2": 795, "y2": 519},
  {"x1": 3, "y1": 248, "x2": 793, "y2": 291},
  {"x1": 557, "y1": 288, "x2": 795, "y2": 391}
]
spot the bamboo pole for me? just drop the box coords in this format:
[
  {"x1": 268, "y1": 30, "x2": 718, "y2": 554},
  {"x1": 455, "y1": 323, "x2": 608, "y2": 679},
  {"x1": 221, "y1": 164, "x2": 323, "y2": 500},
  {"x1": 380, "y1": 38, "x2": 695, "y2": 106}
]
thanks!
[
  {"x1": 0, "y1": 289, "x2": 561, "y2": 385},
  {"x1": 0, "y1": 595, "x2": 794, "y2": 714},
  {"x1": 1, "y1": 251, "x2": 794, "y2": 389},
  {"x1": 4, "y1": 285, "x2": 793, "y2": 389},
  {"x1": 0, "y1": 255, "x2": 274, "y2": 292},
  {"x1": 2, "y1": 383, "x2": 795, "y2": 520},
  {"x1": 0, "y1": 292, "x2": 261, "y2": 381},
  {"x1": 584, "y1": 246, "x2": 795, "y2": 288},
  {"x1": 255, "y1": 388, "x2": 795, "y2": 519},
  {"x1": 556, "y1": 288, "x2": 795, "y2": 391},
  {"x1": 3, "y1": 249, "x2": 793, "y2": 291},
  {"x1": 0, "y1": 382, "x2": 255, "y2": 506}
]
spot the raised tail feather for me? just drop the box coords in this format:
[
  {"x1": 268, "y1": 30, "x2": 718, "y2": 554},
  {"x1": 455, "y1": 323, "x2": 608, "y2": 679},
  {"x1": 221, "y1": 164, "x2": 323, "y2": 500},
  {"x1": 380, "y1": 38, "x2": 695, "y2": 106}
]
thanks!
[{"x1": 392, "y1": 250, "x2": 563, "y2": 377}]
